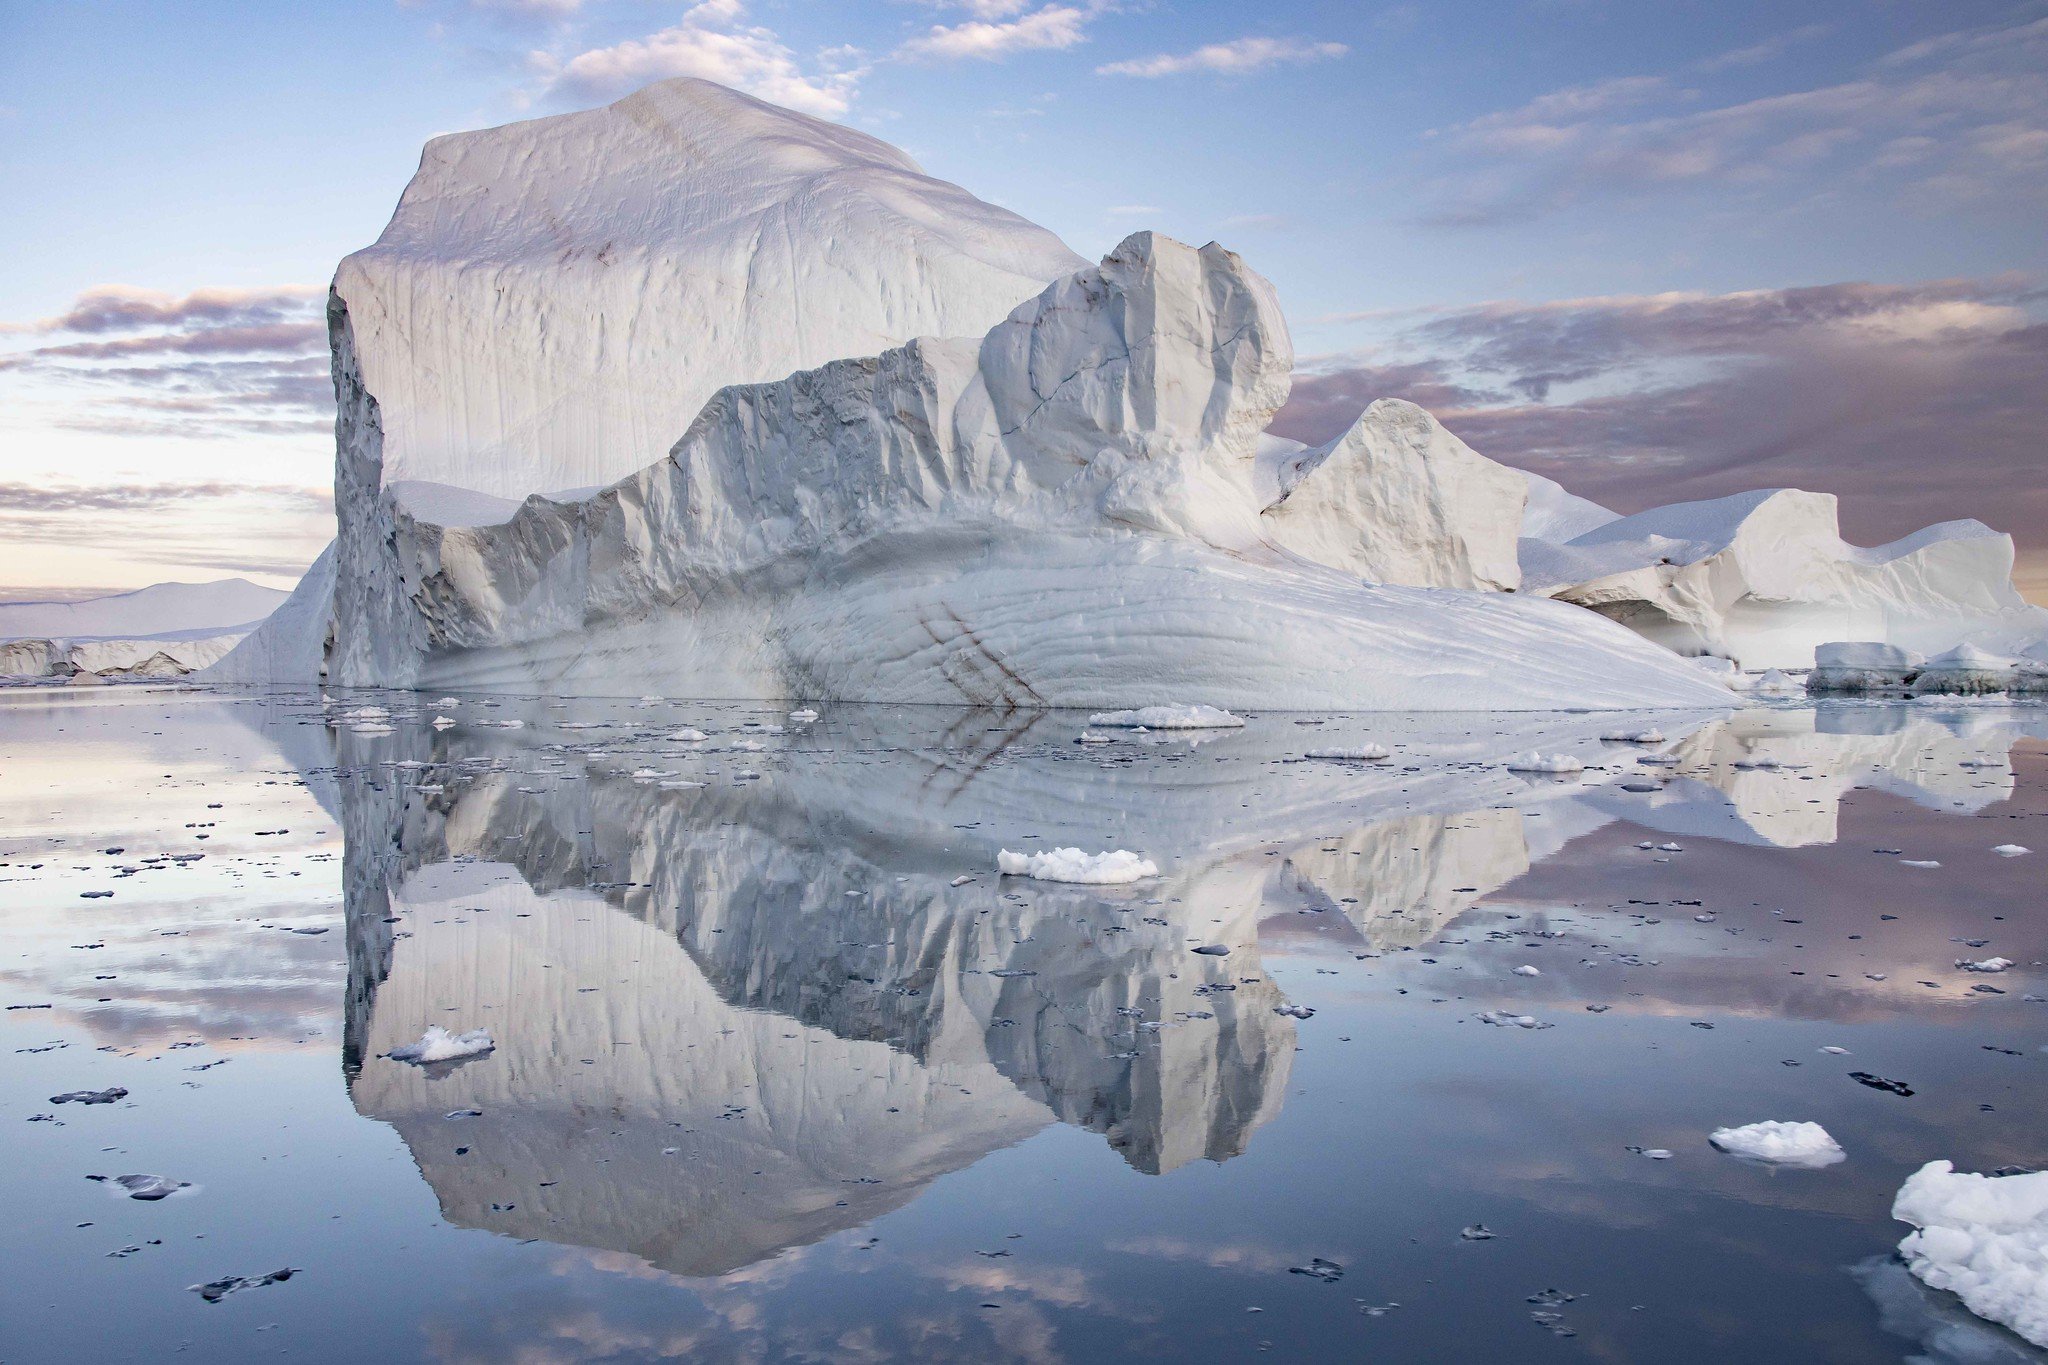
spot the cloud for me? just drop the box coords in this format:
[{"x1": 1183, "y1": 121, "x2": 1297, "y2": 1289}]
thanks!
[
  {"x1": 1695, "y1": 23, "x2": 1830, "y2": 72},
  {"x1": 1103, "y1": 204, "x2": 1161, "y2": 217},
  {"x1": 534, "y1": 1, "x2": 860, "y2": 114},
  {"x1": 0, "y1": 481, "x2": 328, "y2": 515},
  {"x1": 896, "y1": 5, "x2": 1089, "y2": 63},
  {"x1": 1270, "y1": 276, "x2": 2048, "y2": 594},
  {"x1": 1421, "y1": 15, "x2": 2048, "y2": 226},
  {"x1": 1096, "y1": 36, "x2": 1347, "y2": 78},
  {"x1": 0, "y1": 283, "x2": 332, "y2": 441}
]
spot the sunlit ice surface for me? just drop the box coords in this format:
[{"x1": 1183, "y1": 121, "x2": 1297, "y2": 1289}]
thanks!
[{"x1": 2, "y1": 685, "x2": 2044, "y2": 1362}]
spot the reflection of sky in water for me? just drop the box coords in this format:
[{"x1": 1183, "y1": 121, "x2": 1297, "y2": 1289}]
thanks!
[{"x1": 2, "y1": 688, "x2": 2043, "y2": 1362}]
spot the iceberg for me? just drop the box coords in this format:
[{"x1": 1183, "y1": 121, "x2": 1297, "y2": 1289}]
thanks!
[
  {"x1": 0, "y1": 578, "x2": 287, "y2": 681},
  {"x1": 1520, "y1": 488, "x2": 2048, "y2": 671},
  {"x1": 204, "y1": 79, "x2": 1735, "y2": 710}
]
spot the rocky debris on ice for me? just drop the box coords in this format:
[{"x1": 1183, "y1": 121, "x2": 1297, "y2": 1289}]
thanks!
[
  {"x1": 1518, "y1": 488, "x2": 2048, "y2": 671},
  {"x1": 1089, "y1": 705, "x2": 1245, "y2": 730},
  {"x1": 0, "y1": 579, "x2": 285, "y2": 681},
  {"x1": 388, "y1": 1026, "x2": 496, "y2": 1065},
  {"x1": 996, "y1": 848, "x2": 1159, "y2": 884},
  {"x1": 1891, "y1": 1160, "x2": 2048, "y2": 1347},
  {"x1": 1259, "y1": 398, "x2": 1524, "y2": 591},
  {"x1": 1708, "y1": 1120, "x2": 1846, "y2": 1168}
]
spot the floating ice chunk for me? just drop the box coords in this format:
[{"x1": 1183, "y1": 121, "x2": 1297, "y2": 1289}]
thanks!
[
  {"x1": 1075, "y1": 731, "x2": 1114, "y2": 745},
  {"x1": 667, "y1": 728, "x2": 709, "y2": 742},
  {"x1": 1513, "y1": 965, "x2": 1541, "y2": 977},
  {"x1": 1506, "y1": 751, "x2": 1584, "y2": 774},
  {"x1": 1600, "y1": 728, "x2": 1665, "y2": 743},
  {"x1": 351, "y1": 723, "x2": 395, "y2": 736},
  {"x1": 1994, "y1": 845, "x2": 2030, "y2": 857},
  {"x1": 89, "y1": 1173, "x2": 191, "y2": 1201},
  {"x1": 388, "y1": 1026, "x2": 495, "y2": 1065},
  {"x1": 1958, "y1": 957, "x2": 2013, "y2": 973},
  {"x1": 1709, "y1": 1120, "x2": 1846, "y2": 1168},
  {"x1": 1087, "y1": 705, "x2": 1244, "y2": 730},
  {"x1": 1637, "y1": 753, "x2": 1681, "y2": 766},
  {"x1": 788, "y1": 708, "x2": 819, "y2": 722},
  {"x1": 1891, "y1": 1160, "x2": 2048, "y2": 1347},
  {"x1": 1901, "y1": 859, "x2": 1942, "y2": 869},
  {"x1": 730, "y1": 738, "x2": 765, "y2": 752},
  {"x1": 431, "y1": 715, "x2": 457, "y2": 730},
  {"x1": 50, "y1": 1087, "x2": 127, "y2": 1105},
  {"x1": 1304, "y1": 745, "x2": 1391, "y2": 761},
  {"x1": 996, "y1": 848, "x2": 1158, "y2": 884},
  {"x1": 191, "y1": 1267, "x2": 297, "y2": 1302},
  {"x1": 1477, "y1": 1010, "x2": 1550, "y2": 1029},
  {"x1": 1274, "y1": 1004, "x2": 1315, "y2": 1019}
]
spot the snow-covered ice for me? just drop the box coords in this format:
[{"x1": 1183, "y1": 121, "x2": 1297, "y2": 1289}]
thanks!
[
  {"x1": 1304, "y1": 744, "x2": 1391, "y2": 761},
  {"x1": 1506, "y1": 752, "x2": 1585, "y2": 774},
  {"x1": 1892, "y1": 1160, "x2": 2048, "y2": 1347},
  {"x1": 1708, "y1": 1120, "x2": 1846, "y2": 1168},
  {"x1": 996, "y1": 848, "x2": 1159, "y2": 884}
]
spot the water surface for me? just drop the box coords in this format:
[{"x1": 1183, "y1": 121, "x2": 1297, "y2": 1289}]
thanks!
[{"x1": 2, "y1": 687, "x2": 2043, "y2": 1362}]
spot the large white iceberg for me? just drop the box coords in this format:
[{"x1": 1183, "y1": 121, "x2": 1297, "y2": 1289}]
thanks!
[
  {"x1": 325, "y1": 229, "x2": 1729, "y2": 708},
  {"x1": 1520, "y1": 488, "x2": 2048, "y2": 671}
]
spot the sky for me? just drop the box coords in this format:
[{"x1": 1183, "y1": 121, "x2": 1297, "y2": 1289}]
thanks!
[{"x1": 1, "y1": 0, "x2": 2044, "y2": 599}]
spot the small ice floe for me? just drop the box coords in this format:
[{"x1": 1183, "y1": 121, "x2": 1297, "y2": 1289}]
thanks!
[
  {"x1": 1637, "y1": 753, "x2": 1681, "y2": 766},
  {"x1": 1304, "y1": 745, "x2": 1391, "y2": 762},
  {"x1": 1289, "y1": 1257, "x2": 1344, "y2": 1283},
  {"x1": 431, "y1": 715, "x2": 457, "y2": 730},
  {"x1": 667, "y1": 728, "x2": 709, "y2": 742},
  {"x1": 1459, "y1": 1224, "x2": 1498, "y2": 1240},
  {"x1": 995, "y1": 848, "x2": 1158, "y2": 884},
  {"x1": 657, "y1": 779, "x2": 705, "y2": 790},
  {"x1": 949, "y1": 875, "x2": 975, "y2": 887},
  {"x1": 1274, "y1": 1004, "x2": 1315, "y2": 1019},
  {"x1": 1600, "y1": 728, "x2": 1665, "y2": 743},
  {"x1": 1477, "y1": 1010, "x2": 1550, "y2": 1029},
  {"x1": 1657, "y1": 842, "x2": 1683, "y2": 852},
  {"x1": 1958, "y1": 957, "x2": 2013, "y2": 974},
  {"x1": 730, "y1": 738, "x2": 765, "y2": 752},
  {"x1": 1075, "y1": 731, "x2": 1114, "y2": 745},
  {"x1": 387, "y1": 1026, "x2": 495, "y2": 1065},
  {"x1": 1086, "y1": 704, "x2": 1244, "y2": 730},
  {"x1": 191, "y1": 1268, "x2": 297, "y2": 1303},
  {"x1": 89, "y1": 1173, "x2": 191, "y2": 1201},
  {"x1": 1901, "y1": 859, "x2": 1942, "y2": 869},
  {"x1": 1709, "y1": 1120, "x2": 1846, "y2": 1168},
  {"x1": 1820, "y1": 1045, "x2": 1850, "y2": 1056},
  {"x1": 1628, "y1": 1147, "x2": 1674, "y2": 1160},
  {"x1": 1513, "y1": 965, "x2": 1541, "y2": 977},
  {"x1": 1993, "y1": 845, "x2": 2030, "y2": 857},
  {"x1": 788, "y1": 708, "x2": 819, "y2": 723},
  {"x1": 1192, "y1": 944, "x2": 1231, "y2": 957},
  {"x1": 1732, "y1": 756, "x2": 1785, "y2": 770},
  {"x1": 430, "y1": 696, "x2": 459, "y2": 706},
  {"x1": 1890, "y1": 1160, "x2": 2048, "y2": 1348},
  {"x1": 351, "y1": 723, "x2": 395, "y2": 736},
  {"x1": 50, "y1": 1087, "x2": 127, "y2": 1105},
  {"x1": 1505, "y1": 751, "x2": 1584, "y2": 774}
]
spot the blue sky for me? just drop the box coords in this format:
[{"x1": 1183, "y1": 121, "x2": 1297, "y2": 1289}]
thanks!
[{"x1": 3, "y1": 0, "x2": 2044, "y2": 595}]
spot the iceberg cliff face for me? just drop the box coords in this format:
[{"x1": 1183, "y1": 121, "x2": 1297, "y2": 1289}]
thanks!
[
  {"x1": 367, "y1": 232, "x2": 1730, "y2": 708},
  {"x1": 1521, "y1": 488, "x2": 2048, "y2": 670}
]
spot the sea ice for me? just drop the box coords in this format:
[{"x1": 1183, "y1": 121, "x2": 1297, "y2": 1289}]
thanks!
[
  {"x1": 1892, "y1": 1160, "x2": 2048, "y2": 1347},
  {"x1": 1088, "y1": 706, "x2": 1245, "y2": 730},
  {"x1": 995, "y1": 848, "x2": 1159, "y2": 884},
  {"x1": 1709, "y1": 1120, "x2": 1846, "y2": 1168},
  {"x1": 1506, "y1": 752, "x2": 1585, "y2": 774}
]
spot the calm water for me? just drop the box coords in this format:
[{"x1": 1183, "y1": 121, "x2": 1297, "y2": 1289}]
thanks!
[{"x1": 1, "y1": 686, "x2": 2043, "y2": 1363}]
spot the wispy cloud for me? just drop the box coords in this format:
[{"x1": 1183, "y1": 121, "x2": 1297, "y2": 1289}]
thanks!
[
  {"x1": 1420, "y1": 15, "x2": 2048, "y2": 226},
  {"x1": 0, "y1": 283, "x2": 332, "y2": 441},
  {"x1": 1096, "y1": 36, "x2": 1347, "y2": 78},
  {"x1": 0, "y1": 481, "x2": 328, "y2": 515},
  {"x1": 896, "y1": 4, "x2": 1090, "y2": 63},
  {"x1": 1272, "y1": 276, "x2": 2048, "y2": 586},
  {"x1": 532, "y1": 0, "x2": 861, "y2": 114}
]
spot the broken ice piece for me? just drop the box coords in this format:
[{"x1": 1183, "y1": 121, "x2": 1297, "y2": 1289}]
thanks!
[
  {"x1": 1709, "y1": 1120, "x2": 1845, "y2": 1168},
  {"x1": 1460, "y1": 1224, "x2": 1498, "y2": 1241},
  {"x1": 50, "y1": 1088, "x2": 127, "y2": 1105},
  {"x1": 388, "y1": 1026, "x2": 495, "y2": 1065},
  {"x1": 191, "y1": 1268, "x2": 297, "y2": 1303},
  {"x1": 88, "y1": 1174, "x2": 191, "y2": 1201}
]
